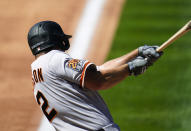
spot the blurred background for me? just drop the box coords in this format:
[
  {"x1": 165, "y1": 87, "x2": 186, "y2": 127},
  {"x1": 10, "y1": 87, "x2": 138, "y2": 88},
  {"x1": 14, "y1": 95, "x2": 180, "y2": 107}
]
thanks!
[
  {"x1": 101, "y1": 0, "x2": 191, "y2": 131},
  {"x1": 0, "y1": 0, "x2": 191, "y2": 131}
]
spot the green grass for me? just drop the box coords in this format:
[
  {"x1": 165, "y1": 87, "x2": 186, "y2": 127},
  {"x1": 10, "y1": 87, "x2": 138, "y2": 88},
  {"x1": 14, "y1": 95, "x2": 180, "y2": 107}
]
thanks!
[{"x1": 100, "y1": 0, "x2": 191, "y2": 130}]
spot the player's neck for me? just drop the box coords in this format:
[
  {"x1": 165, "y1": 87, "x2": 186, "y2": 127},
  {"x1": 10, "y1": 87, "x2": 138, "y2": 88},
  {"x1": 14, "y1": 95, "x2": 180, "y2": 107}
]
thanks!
[
  {"x1": 35, "y1": 52, "x2": 46, "y2": 59},
  {"x1": 34, "y1": 48, "x2": 65, "y2": 59}
]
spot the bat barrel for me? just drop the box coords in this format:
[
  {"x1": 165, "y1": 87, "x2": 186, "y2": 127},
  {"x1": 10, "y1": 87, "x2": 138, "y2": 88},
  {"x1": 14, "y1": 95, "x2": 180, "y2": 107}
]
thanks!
[{"x1": 157, "y1": 20, "x2": 191, "y2": 52}]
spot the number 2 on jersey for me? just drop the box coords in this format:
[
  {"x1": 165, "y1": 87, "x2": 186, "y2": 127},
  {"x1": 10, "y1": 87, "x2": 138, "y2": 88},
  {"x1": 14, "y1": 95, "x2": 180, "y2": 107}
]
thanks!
[{"x1": 36, "y1": 91, "x2": 57, "y2": 122}]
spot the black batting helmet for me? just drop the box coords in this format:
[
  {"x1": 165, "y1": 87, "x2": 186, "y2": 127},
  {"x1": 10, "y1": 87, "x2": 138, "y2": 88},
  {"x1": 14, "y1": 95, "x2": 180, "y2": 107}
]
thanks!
[{"x1": 27, "y1": 21, "x2": 72, "y2": 55}]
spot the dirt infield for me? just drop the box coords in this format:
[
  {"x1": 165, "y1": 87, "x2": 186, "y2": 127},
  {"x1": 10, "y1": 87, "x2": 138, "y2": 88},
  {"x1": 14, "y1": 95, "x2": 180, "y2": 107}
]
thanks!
[
  {"x1": 0, "y1": 1, "x2": 85, "y2": 130},
  {"x1": 0, "y1": 0, "x2": 124, "y2": 130}
]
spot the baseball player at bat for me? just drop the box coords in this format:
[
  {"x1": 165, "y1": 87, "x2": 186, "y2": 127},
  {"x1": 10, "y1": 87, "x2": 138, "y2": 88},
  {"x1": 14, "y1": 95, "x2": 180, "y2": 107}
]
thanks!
[{"x1": 27, "y1": 21, "x2": 163, "y2": 131}]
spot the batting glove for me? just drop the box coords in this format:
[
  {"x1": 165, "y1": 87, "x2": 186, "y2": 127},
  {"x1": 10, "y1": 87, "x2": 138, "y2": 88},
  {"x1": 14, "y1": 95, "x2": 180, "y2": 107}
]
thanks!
[
  {"x1": 128, "y1": 56, "x2": 148, "y2": 76},
  {"x1": 138, "y1": 45, "x2": 163, "y2": 66}
]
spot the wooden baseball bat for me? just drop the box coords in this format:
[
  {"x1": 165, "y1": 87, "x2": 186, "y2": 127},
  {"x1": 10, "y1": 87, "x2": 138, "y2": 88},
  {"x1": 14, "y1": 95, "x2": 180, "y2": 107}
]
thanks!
[{"x1": 157, "y1": 20, "x2": 191, "y2": 52}]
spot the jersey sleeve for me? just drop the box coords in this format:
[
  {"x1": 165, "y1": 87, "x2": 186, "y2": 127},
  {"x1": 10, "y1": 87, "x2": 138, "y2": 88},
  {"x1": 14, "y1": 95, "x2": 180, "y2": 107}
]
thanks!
[{"x1": 59, "y1": 58, "x2": 93, "y2": 88}]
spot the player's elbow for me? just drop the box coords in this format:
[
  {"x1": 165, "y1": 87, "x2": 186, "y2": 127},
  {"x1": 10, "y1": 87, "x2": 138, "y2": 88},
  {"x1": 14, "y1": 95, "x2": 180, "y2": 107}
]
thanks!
[
  {"x1": 84, "y1": 74, "x2": 109, "y2": 90},
  {"x1": 85, "y1": 73, "x2": 113, "y2": 90},
  {"x1": 83, "y1": 64, "x2": 112, "y2": 90},
  {"x1": 85, "y1": 79, "x2": 109, "y2": 90}
]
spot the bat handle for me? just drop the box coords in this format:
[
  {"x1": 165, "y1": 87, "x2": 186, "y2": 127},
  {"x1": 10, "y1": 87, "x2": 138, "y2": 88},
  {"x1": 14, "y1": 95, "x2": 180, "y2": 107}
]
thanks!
[{"x1": 156, "y1": 42, "x2": 169, "y2": 52}]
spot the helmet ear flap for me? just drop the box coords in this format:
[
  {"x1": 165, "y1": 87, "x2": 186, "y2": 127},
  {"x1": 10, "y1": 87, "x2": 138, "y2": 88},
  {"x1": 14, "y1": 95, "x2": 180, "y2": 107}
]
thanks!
[
  {"x1": 60, "y1": 34, "x2": 71, "y2": 51},
  {"x1": 62, "y1": 38, "x2": 70, "y2": 50}
]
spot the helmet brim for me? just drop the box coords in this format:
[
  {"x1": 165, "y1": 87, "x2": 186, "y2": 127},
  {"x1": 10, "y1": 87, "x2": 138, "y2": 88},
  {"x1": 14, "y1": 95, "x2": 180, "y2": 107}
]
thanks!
[{"x1": 63, "y1": 34, "x2": 72, "y2": 39}]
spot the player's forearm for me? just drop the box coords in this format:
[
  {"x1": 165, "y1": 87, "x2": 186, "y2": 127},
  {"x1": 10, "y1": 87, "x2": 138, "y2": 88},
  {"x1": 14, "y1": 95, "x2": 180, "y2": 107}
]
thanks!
[
  {"x1": 90, "y1": 49, "x2": 138, "y2": 90},
  {"x1": 100, "y1": 49, "x2": 138, "y2": 69},
  {"x1": 98, "y1": 64, "x2": 130, "y2": 90},
  {"x1": 85, "y1": 46, "x2": 163, "y2": 90},
  {"x1": 84, "y1": 62, "x2": 130, "y2": 90}
]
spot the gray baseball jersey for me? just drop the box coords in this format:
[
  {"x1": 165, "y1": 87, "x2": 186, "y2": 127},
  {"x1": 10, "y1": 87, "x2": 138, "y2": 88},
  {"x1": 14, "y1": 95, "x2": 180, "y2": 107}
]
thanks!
[{"x1": 31, "y1": 50, "x2": 120, "y2": 131}]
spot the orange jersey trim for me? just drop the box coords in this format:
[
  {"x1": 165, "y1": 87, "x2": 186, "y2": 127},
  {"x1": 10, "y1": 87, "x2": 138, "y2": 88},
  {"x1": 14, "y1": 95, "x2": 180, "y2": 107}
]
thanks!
[{"x1": 80, "y1": 62, "x2": 91, "y2": 87}]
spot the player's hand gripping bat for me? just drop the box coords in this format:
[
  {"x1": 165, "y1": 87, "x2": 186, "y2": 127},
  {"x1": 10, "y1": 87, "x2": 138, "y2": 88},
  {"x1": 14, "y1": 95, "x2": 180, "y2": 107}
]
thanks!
[{"x1": 157, "y1": 20, "x2": 191, "y2": 52}]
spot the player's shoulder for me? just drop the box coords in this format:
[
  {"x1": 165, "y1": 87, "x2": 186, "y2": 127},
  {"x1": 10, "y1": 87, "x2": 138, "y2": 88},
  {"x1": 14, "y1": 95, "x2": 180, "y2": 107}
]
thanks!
[
  {"x1": 31, "y1": 50, "x2": 70, "y2": 68},
  {"x1": 32, "y1": 49, "x2": 69, "y2": 62},
  {"x1": 50, "y1": 50, "x2": 70, "y2": 57},
  {"x1": 47, "y1": 50, "x2": 70, "y2": 65},
  {"x1": 48, "y1": 50, "x2": 70, "y2": 61}
]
